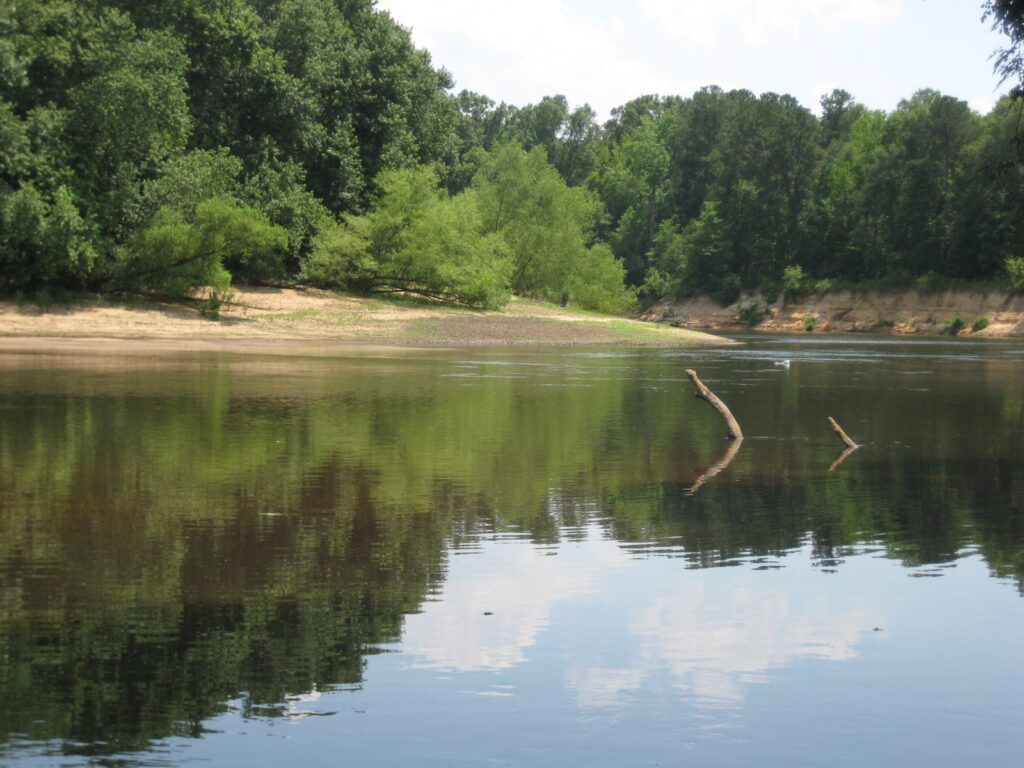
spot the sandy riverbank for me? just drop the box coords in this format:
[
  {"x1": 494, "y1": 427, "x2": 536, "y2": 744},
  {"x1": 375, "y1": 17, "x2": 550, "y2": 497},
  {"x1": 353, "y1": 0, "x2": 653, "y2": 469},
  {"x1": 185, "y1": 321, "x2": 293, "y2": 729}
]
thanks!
[
  {"x1": 0, "y1": 287, "x2": 729, "y2": 350},
  {"x1": 643, "y1": 289, "x2": 1024, "y2": 337}
]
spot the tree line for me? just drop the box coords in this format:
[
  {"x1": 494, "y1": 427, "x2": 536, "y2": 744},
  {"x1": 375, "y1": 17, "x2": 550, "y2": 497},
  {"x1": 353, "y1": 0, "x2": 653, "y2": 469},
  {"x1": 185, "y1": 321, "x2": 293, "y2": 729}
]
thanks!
[{"x1": 1, "y1": 0, "x2": 1022, "y2": 312}]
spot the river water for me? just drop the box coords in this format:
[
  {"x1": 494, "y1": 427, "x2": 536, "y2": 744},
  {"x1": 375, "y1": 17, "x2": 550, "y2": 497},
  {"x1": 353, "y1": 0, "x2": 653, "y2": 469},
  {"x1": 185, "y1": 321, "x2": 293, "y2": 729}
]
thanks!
[{"x1": 1, "y1": 336, "x2": 1022, "y2": 766}]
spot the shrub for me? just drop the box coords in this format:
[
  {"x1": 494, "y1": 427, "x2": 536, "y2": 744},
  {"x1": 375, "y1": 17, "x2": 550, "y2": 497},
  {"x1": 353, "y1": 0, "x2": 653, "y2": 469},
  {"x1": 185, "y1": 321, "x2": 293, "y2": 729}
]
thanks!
[
  {"x1": 301, "y1": 170, "x2": 513, "y2": 310},
  {"x1": 814, "y1": 278, "x2": 834, "y2": 294},
  {"x1": 118, "y1": 197, "x2": 287, "y2": 301},
  {"x1": 0, "y1": 185, "x2": 96, "y2": 292},
  {"x1": 737, "y1": 298, "x2": 767, "y2": 327},
  {"x1": 640, "y1": 267, "x2": 676, "y2": 305},
  {"x1": 782, "y1": 264, "x2": 810, "y2": 301},
  {"x1": 972, "y1": 316, "x2": 989, "y2": 332},
  {"x1": 802, "y1": 315, "x2": 815, "y2": 332},
  {"x1": 1006, "y1": 257, "x2": 1024, "y2": 291},
  {"x1": 569, "y1": 244, "x2": 637, "y2": 314},
  {"x1": 945, "y1": 314, "x2": 966, "y2": 335}
]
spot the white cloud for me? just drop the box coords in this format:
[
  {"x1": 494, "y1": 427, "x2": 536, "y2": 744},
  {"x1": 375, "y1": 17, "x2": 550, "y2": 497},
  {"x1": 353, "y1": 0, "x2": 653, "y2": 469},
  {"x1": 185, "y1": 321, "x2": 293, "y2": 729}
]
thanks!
[
  {"x1": 378, "y1": 0, "x2": 674, "y2": 115},
  {"x1": 378, "y1": 0, "x2": 1004, "y2": 119},
  {"x1": 638, "y1": 0, "x2": 903, "y2": 49},
  {"x1": 969, "y1": 94, "x2": 998, "y2": 115},
  {"x1": 377, "y1": 0, "x2": 917, "y2": 118}
]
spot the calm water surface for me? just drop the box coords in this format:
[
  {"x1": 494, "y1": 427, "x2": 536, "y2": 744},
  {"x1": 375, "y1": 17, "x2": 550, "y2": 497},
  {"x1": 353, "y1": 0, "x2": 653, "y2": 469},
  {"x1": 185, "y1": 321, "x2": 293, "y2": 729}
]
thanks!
[{"x1": 1, "y1": 336, "x2": 1022, "y2": 766}]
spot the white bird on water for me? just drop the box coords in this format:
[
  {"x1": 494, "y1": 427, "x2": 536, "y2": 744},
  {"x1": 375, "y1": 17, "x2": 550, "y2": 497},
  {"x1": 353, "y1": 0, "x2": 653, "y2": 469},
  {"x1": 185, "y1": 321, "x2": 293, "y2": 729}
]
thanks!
[{"x1": 774, "y1": 359, "x2": 791, "y2": 369}]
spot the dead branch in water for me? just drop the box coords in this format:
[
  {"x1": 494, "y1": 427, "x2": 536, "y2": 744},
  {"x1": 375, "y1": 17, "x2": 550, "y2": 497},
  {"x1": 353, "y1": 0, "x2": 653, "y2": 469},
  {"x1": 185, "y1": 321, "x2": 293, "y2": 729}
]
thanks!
[
  {"x1": 828, "y1": 416, "x2": 858, "y2": 449},
  {"x1": 686, "y1": 369, "x2": 743, "y2": 440}
]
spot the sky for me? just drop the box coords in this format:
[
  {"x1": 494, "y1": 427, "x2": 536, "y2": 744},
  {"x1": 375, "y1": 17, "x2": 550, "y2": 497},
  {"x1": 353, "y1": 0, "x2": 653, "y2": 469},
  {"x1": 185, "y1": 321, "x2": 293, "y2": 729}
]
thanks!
[{"x1": 375, "y1": 0, "x2": 1012, "y2": 119}]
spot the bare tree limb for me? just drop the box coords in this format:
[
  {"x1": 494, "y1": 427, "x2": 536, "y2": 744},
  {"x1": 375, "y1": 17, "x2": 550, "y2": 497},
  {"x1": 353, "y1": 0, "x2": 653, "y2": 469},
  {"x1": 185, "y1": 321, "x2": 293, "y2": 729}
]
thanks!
[
  {"x1": 828, "y1": 416, "x2": 858, "y2": 449},
  {"x1": 686, "y1": 369, "x2": 743, "y2": 440}
]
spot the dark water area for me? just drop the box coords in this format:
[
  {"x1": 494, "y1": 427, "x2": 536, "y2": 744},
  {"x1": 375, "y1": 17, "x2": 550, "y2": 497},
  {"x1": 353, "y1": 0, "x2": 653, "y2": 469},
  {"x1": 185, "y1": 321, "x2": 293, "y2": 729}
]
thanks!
[{"x1": 1, "y1": 336, "x2": 1022, "y2": 766}]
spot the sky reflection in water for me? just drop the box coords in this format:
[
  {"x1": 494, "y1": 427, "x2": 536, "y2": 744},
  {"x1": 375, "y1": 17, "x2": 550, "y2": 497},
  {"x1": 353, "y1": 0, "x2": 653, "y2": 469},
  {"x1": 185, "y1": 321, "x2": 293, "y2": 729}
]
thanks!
[{"x1": 0, "y1": 336, "x2": 1022, "y2": 767}]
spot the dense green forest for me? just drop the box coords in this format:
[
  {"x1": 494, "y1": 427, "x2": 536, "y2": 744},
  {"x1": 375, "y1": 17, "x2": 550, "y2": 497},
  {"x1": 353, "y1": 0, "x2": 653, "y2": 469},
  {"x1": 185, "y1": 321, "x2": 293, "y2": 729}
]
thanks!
[{"x1": 1, "y1": 0, "x2": 1023, "y2": 312}]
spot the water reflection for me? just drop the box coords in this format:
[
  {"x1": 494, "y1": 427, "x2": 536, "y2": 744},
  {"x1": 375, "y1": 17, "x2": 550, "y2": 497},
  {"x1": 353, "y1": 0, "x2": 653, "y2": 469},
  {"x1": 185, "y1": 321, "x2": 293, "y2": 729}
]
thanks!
[
  {"x1": 404, "y1": 526, "x2": 874, "y2": 712},
  {"x1": 0, "y1": 339, "x2": 1022, "y2": 765},
  {"x1": 623, "y1": 553, "x2": 871, "y2": 708},
  {"x1": 402, "y1": 534, "x2": 610, "y2": 672}
]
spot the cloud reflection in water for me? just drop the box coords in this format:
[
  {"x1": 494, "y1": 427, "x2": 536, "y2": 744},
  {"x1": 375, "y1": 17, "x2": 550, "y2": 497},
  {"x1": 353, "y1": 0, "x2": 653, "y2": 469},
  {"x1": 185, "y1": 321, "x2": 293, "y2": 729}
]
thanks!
[{"x1": 400, "y1": 526, "x2": 875, "y2": 712}]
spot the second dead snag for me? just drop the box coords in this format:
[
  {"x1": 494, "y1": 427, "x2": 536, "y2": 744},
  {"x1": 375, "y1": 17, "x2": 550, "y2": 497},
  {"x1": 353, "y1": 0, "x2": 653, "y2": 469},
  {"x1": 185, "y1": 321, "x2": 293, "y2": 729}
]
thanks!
[{"x1": 686, "y1": 369, "x2": 743, "y2": 440}]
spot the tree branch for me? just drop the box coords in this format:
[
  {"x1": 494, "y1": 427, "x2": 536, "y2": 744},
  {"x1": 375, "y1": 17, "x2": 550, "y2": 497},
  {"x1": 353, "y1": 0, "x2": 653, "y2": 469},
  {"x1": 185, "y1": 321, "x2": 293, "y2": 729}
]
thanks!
[{"x1": 686, "y1": 369, "x2": 743, "y2": 440}]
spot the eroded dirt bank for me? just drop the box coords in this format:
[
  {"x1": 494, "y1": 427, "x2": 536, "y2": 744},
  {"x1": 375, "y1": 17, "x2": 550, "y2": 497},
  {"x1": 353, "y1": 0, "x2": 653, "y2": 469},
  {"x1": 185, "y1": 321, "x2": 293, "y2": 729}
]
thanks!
[{"x1": 642, "y1": 289, "x2": 1024, "y2": 337}]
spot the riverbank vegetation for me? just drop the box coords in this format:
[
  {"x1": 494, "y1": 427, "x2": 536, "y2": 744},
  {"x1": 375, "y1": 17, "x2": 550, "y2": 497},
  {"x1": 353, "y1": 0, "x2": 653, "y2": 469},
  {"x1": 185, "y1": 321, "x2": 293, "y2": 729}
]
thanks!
[{"x1": 1, "y1": 1, "x2": 1022, "y2": 315}]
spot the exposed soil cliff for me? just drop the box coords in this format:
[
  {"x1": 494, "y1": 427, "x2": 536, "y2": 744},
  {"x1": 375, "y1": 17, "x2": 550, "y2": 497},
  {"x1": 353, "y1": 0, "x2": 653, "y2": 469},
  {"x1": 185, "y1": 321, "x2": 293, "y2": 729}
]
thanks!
[{"x1": 642, "y1": 290, "x2": 1024, "y2": 337}]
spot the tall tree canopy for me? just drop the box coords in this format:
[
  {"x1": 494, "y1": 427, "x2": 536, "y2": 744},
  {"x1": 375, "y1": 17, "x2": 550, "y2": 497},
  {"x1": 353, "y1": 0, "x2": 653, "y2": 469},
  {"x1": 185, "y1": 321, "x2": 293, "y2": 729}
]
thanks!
[{"x1": 0, "y1": 0, "x2": 1021, "y2": 310}]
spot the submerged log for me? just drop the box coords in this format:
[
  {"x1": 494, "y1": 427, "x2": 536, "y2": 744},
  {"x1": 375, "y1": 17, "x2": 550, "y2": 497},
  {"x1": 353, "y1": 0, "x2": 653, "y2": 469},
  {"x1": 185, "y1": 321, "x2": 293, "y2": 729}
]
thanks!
[
  {"x1": 827, "y1": 416, "x2": 858, "y2": 449},
  {"x1": 686, "y1": 369, "x2": 743, "y2": 440}
]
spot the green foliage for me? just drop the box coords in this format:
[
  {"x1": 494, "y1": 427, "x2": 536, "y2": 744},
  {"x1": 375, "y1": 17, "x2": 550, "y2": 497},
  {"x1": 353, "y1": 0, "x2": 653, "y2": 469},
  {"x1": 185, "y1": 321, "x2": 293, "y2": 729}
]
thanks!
[
  {"x1": 945, "y1": 313, "x2": 966, "y2": 335},
  {"x1": 783, "y1": 264, "x2": 810, "y2": 300},
  {"x1": 473, "y1": 143, "x2": 601, "y2": 303},
  {"x1": 67, "y1": 14, "x2": 193, "y2": 241},
  {"x1": 300, "y1": 215, "x2": 376, "y2": 291},
  {"x1": 302, "y1": 167, "x2": 512, "y2": 309},
  {"x1": 118, "y1": 197, "x2": 288, "y2": 301},
  {"x1": 973, "y1": 316, "x2": 990, "y2": 331},
  {"x1": 568, "y1": 243, "x2": 637, "y2": 314},
  {"x1": 143, "y1": 149, "x2": 243, "y2": 219},
  {"x1": 633, "y1": 219, "x2": 686, "y2": 302},
  {"x1": 803, "y1": 315, "x2": 816, "y2": 332},
  {"x1": 714, "y1": 274, "x2": 743, "y2": 307},
  {"x1": 608, "y1": 118, "x2": 671, "y2": 284},
  {"x1": 380, "y1": 186, "x2": 512, "y2": 309},
  {"x1": 242, "y1": 153, "x2": 330, "y2": 268},
  {"x1": 589, "y1": 84, "x2": 1023, "y2": 301},
  {"x1": 677, "y1": 201, "x2": 737, "y2": 303},
  {"x1": 1007, "y1": 256, "x2": 1024, "y2": 289},
  {"x1": 1, "y1": 1, "x2": 1022, "y2": 310},
  {"x1": 737, "y1": 298, "x2": 767, "y2": 326},
  {"x1": 0, "y1": 184, "x2": 95, "y2": 291},
  {"x1": 985, "y1": 2, "x2": 1024, "y2": 103},
  {"x1": 0, "y1": 0, "x2": 462, "y2": 294},
  {"x1": 640, "y1": 267, "x2": 676, "y2": 305}
]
